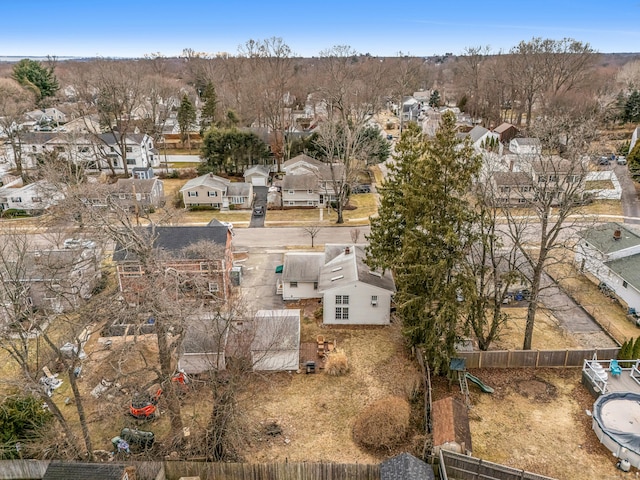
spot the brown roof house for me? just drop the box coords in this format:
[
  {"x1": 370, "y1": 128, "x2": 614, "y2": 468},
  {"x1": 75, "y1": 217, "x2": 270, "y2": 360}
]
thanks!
[{"x1": 431, "y1": 396, "x2": 472, "y2": 456}]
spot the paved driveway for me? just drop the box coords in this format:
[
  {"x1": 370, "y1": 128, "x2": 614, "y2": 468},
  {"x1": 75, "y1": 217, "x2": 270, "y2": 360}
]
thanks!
[
  {"x1": 237, "y1": 247, "x2": 285, "y2": 312},
  {"x1": 614, "y1": 163, "x2": 640, "y2": 224},
  {"x1": 249, "y1": 186, "x2": 268, "y2": 228}
]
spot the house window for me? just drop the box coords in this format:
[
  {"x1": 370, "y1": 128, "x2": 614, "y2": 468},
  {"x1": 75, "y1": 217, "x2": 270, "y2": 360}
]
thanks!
[
  {"x1": 119, "y1": 193, "x2": 127, "y2": 199},
  {"x1": 548, "y1": 175, "x2": 558, "y2": 183},
  {"x1": 188, "y1": 191, "x2": 198, "y2": 197},
  {"x1": 200, "y1": 262, "x2": 210, "y2": 271},
  {"x1": 307, "y1": 201, "x2": 314, "y2": 206},
  {"x1": 287, "y1": 201, "x2": 295, "y2": 206},
  {"x1": 77, "y1": 146, "x2": 89, "y2": 153},
  {"x1": 55, "y1": 146, "x2": 64, "y2": 152},
  {"x1": 499, "y1": 186, "x2": 510, "y2": 193},
  {"x1": 127, "y1": 158, "x2": 136, "y2": 165},
  {"x1": 520, "y1": 186, "x2": 532, "y2": 193},
  {"x1": 208, "y1": 282, "x2": 219, "y2": 293},
  {"x1": 313, "y1": 281, "x2": 318, "y2": 290},
  {"x1": 623, "y1": 281, "x2": 628, "y2": 288},
  {"x1": 11, "y1": 197, "x2": 22, "y2": 203},
  {"x1": 518, "y1": 198, "x2": 527, "y2": 204},
  {"x1": 335, "y1": 307, "x2": 349, "y2": 320},
  {"x1": 230, "y1": 196, "x2": 243, "y2": 204},
  {"x1": 336, "y1": 295, "x2": 349, "y2": 305},
  {"x1": 538, "y1": 175, "x2": 547, "y2": 183},
  {"x1": 208, "y1": 191, "x2": 218, "y2": 197},
  {"x1": 371, "y1": 295, "x2": 378, "y2": 306},
  {"x1": 31, "y1": 197, "x2": 42, "y2": 203},
  {"x1": 307, "y1": 189, "x2": 313, "y2": 194},
  {"x1": 122, "y1": 265, "x2": 141, "y2": 273},
  {"x1": 290, "y1": 281, "x2": 298, "y2": 288},
  {"x1": 567, "y1": 175, "x2": 581, "y2": 183},
  {"x1": 288, "y1": 190, "x2": 294, "y2": 195},
  {"x1": 126, "y1": 147, "x2": 133, "y2": 153}
]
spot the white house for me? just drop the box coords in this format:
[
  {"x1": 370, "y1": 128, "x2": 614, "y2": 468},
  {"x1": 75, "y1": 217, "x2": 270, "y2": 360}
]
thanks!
[
  {"x1": 180, "y1": 173, "x2": 253, "y2": 210},
  {"x1": 281, "y1": 154, "x2": 340, "y2": 207},
  {"x1": 318, "y1": 245, "x2": 395, "y2": 325},
  {"x1": 509, "y1": 138, "x2": 542, "y2": 155},
  {"x1": 631, "y1": 125, "x2": 640, "y2": 154},
  {"x1": 575, "y1": 222, "x2": 640, "y2": 312},
  {"x1": 243, "y1": 165, "x2": 271, "y2": 187},
  {"x1": 251, "y1": 309, "x2": 300, "y2": 371},
  {"x1": 281, "y1": 252, "x2": 325, "y2": 300},
  {"x1": 463, "y1": 125, "x2": 500, "y2": 152},
  {"x1": 0, "y1": 180, "x2": 63, "y2": 213}
]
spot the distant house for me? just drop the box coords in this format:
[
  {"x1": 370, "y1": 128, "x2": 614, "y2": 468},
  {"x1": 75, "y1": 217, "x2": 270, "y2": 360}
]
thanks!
[
  {"x1": 380, "y1": 452, "x2": 435, "y2": 480},
  {"x1": 251, "y1": 309, "x2": 300, "y2": 371},
  {"x1": 493, "y1": 122, "x2": 518, "y2": 144},
  {"x1": 281, "y1": 252, "x2": 325, "y2": 300},
  {"x1": 462, "y1": 125, "x2": 499, "y2": 151},
  {"x1": 180, "y1": 173, "x2": 253, "y2": 210},
  {"x1": 509, "y1": 137, "x2": 542, "y2": 155},
  {"x1": 631, "y1": 125, "x2": 640, "y2": 153},
  {"x1": 318, "y1": 245, "x2": 395, "y2": 325},
  {"x1": 575, "y1": 222, "x2": 640, "y2": 312},
  {"x1": 178, "y1": 312, "x2": 230, "y2": 374},
  {"x1": 0, "y1": 243, "x2": 101, "y2": 319},
  {"x1": 110, "y1": 177, "x2": 165, "y2": 212},
  {"x1": 431, "y1": 396, "x2": 472, "y2": 456},
  {"x1": 244, "y1": 165, "x2": 271, "y2": 187},
  {"x1": 0, "y1": 179, "x2": 63, "y2": 214},
  {"x1": 112, "y1": 225, "x2": 233, "y2": 304},
  {"x1": 97, "y1": 132, "x2": 160, "y2": 171},
  {"x1": 281, "y1": 154, "x2": 340, "y2": 207}
]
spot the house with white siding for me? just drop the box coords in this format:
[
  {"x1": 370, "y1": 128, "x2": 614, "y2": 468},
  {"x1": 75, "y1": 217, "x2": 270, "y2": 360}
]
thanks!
[
  {"x1": 281, "y1": 252, "x2": 325, "y2": 300},
  {"x1": 575, "y1": 222, "x2": 640, "y2": 312},
  {"x1": 318, "y1": 245, "x2": 395, "y2": 325},
  {"x1": 180, "y1": 173, "x2": 253, "y2": 210}
]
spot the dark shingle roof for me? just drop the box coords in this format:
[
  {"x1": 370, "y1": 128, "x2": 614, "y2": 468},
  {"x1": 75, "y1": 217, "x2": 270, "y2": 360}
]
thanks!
[
  {"x1": 43, "y1": 462, "x2": 126, "y2": 480},
  {"x1": 380, "y1": 453, "x2": 435, "y2": 480},
  {"x1": 112, "y1": 225, "x2": 229, "y2": 262}
]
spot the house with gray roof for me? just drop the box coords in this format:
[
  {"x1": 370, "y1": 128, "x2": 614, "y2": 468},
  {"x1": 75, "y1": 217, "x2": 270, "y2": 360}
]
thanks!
[
  {"x1": 463, "y1": 125, "x2": 499, "y2": 151},
  {"x1": 243, "y1": 164, "x2": 271, "y2": 186},
  {"x1": 380, "y1": 452, "x2": 435, "y2": 480},
  {"x1": 576, "y1": 222, "x2": 640, "y2": 312},
  {"x1": 178, "y1": 312, "x2": 230, "y2": 374},
  {"x1": 318, "y1": 245, "x2": 395, "y2": 325},
  {"x1": 180, "y1": 173, "x2": 253, "y2": 210},
  {"x1": 110, "y1": 177, "x2": 165, "y2": 212},
  {"x1": 282, "y1": 252, "x2": 325, "y2": 300},
  {"x1": 281, "y1": 154, "x2": 341, "y2": 207},
  {"x1": 251, "y1": 309, "x2": 300, "y2": 371}
]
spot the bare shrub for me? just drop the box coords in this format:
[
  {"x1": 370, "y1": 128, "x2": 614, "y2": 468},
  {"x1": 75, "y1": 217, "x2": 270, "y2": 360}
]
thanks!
[
  {"x1": 325, "y1": 349, "x2": 349, "y2": 376},
  {"x1": 352, "y1": 396, "x2": 410, "y2": 453}
]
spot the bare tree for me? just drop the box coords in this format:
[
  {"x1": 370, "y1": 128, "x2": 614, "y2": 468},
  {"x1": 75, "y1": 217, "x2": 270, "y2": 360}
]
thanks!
[
  {"x1": 499, "y1": 114, "x2": 598, "y2": 349},
  {"x1": 303, "y1": 225, "x2": 322, "y2": 247},
  {"x1": 0, "y1": 78, "x2": 36, "y2": 177}
]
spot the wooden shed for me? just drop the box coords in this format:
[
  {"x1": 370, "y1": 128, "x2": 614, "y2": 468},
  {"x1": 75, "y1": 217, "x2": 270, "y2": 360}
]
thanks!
[{"x1": 432, "y1": 396, "x2": 472, "y2": 456}]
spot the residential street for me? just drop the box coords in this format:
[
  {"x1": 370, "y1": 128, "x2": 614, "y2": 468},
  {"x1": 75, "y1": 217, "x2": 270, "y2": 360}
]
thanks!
[{"x1": 233, "y1": 225, "x2": 371, "y2": 248}]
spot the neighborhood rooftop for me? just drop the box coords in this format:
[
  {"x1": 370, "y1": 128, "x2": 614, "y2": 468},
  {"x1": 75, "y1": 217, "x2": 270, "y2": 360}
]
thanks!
[{"x1": 578, "y1": 222, "x2": 640, "y2": 254}]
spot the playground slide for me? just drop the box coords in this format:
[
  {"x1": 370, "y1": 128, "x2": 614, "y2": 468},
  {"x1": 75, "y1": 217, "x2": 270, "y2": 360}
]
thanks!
[{"x1": 465, "y1": 372, "x2": 494, "y2": 393}]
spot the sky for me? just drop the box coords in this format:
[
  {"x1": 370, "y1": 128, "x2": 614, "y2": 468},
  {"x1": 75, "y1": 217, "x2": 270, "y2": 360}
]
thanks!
[{"x1": 0, "y1": 0, "x2": 638, "y2": 59}]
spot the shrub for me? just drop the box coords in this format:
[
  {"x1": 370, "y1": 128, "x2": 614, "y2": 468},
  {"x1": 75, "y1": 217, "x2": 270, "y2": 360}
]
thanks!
[
  {"x1": 1, "y1": 209, "x2": 29, "y2": 218},
  {"x1": 189, "y1": 205, "x2": 216, "y2": 211},
  {"x1": 352, "y1": 396, "x2": 411, "y2": 453},
  {"x1": 325, "y1": 349, "x2": 349, "y2": 376}
]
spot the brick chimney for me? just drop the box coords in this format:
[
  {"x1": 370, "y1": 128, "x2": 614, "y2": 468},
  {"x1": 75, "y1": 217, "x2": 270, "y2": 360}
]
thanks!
[
  {"x1": 613, "y1": 229, "x2": 622, "y2": 241},
  {"x1": 345, "y1": 246, "x2": 351, "y2": 255}
]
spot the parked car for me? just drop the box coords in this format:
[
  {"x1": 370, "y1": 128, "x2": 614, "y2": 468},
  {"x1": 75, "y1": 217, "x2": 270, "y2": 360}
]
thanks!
[
  {"x1": 598, "y1": 156, "x2": 610, "y2": 166},
  {"x1": 253, "y1": 205, "x2": 265, "y2": 216},
  {"x1": 353, "y1": 184, "x2": 371, "y2": 194},
  {"x1": 617, "y1": 156, "x2": 627, "y2": 165}
]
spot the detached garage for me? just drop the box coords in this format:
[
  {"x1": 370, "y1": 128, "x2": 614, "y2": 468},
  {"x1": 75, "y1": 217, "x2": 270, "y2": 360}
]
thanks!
[
  {"x1": 244, "y1": 165, "x2": 271, "y2": 186},
  {"x1": 251, "y1": 309, "x2": 300, "y2": 371}
]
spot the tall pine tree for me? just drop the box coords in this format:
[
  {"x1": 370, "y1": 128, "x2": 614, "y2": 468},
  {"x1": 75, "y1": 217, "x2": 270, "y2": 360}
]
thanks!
[
  {"x1": 367, "y1": 112, "x2": 481, "y2": 373},
  {"x1": 200, "y1": 81, "x2": 218, "y2": 133},
  {"x1": 177, "y1": 94, "x2": 197, "y2": 150}
]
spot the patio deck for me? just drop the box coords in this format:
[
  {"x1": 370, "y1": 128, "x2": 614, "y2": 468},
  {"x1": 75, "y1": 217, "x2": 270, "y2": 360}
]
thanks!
[{"x1": 582, "y1": 359, "x2": 640, "y2": 396}]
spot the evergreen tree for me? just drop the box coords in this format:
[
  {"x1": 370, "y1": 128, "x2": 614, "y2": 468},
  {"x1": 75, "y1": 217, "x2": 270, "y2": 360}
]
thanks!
[
  {"x1": 177, "y1": 94, "x2": 197, "y2": 150},
  {"x1": 623, "y1": 90, "x2": 640, "y2": 123},
  {"x1": 429, "y1": 90, "x2": 441, "y2": 108},
  {"x1": 11, "y1": 58, "x2": 59, "y2": 106},
  {"x1": 633, "y1": 336, "x2": 640, "y2": 360},
  {"x1": 628, "y1": 142, "x2": 640, "y2": 180},
  {"x1": 200, "y1": 82, "x2": 218, "y2": 133},
  {"x1": 367, "y1": 112, "x2": 482, "y2": 373},
  {"x1": 200, "y1": 128, "x2": 269, "y2": 175}
]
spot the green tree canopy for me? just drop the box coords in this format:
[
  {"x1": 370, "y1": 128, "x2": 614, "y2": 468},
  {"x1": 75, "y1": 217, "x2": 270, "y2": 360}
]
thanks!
[
  {"x1": 0, "y1": 395, "x2": 53, "y2": 459},
  {"x1": 623, "y1": 90, "x2": 640, "y2": 123},
  {"x1": 199, "y1": 127, "x2": 270, "y2": 175},
  {"x1": 429, "y1": 90, "x2": 440, "y2": 108},
  {"x1": 11, "y1": 59, "x2": 59, "y2": 106},
  {"x1": 199, "y1": 82, "x2": 218, "y2": 133},
  {"x1": 628, "y1": 141, "x2": 640, "y2": 179},
  {"x1": 177, "y1": 94, "x2": 197, "y2": 143},
  {"x1": 366, "y1": 112, "x2": 482, "y2": 372}
]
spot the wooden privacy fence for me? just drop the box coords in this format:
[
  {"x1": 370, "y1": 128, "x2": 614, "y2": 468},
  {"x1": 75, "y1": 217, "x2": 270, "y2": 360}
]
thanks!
[
  {"x1": 440, "y1": 450, "x2": 558, "y2": 480},
  {"x1": 164, "y1": 461, "x2": 380, "y2": 480},
  {"x1": 457, "y1": 348, "x2": 620, "y2": 369}
]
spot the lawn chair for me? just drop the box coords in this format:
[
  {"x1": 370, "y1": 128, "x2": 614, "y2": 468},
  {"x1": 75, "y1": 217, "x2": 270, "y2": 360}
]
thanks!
[
  {"x1": 610, "y1": 359, "x2": 622, "y2": 377},
  {"x1": 317, "y1": 335, "x2": 325, "y2": 357}
]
